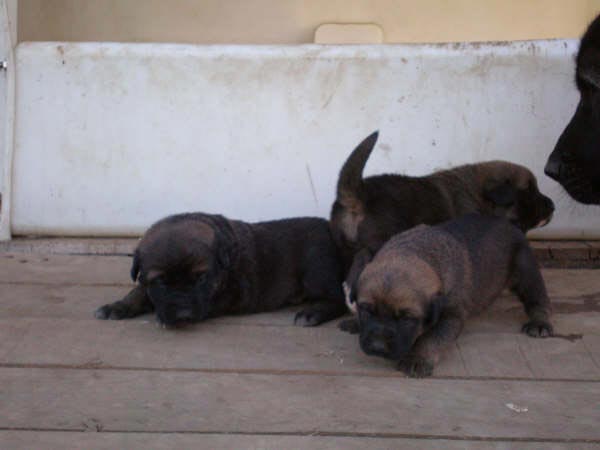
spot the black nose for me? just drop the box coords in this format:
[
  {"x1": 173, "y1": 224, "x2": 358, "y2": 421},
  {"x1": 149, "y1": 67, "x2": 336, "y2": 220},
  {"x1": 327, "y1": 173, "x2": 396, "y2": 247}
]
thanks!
[
  {"x1": 544, "y1": 158, "x2": 561, "y2": 181},
  {"x1": 545, "y1": 197, "x2": 555, "y2": 212},
  {"x1": 175, "y1": 309, "x2": 194, "y2": 321},
  {"x1": 368, "y1": 338, "x2": 388, "y2": 354}
]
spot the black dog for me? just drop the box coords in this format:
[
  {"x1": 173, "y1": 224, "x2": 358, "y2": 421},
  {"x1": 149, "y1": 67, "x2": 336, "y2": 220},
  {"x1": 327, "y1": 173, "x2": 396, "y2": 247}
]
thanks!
[
  {"x1": 331, "y1": 131, "x2": 555, "y2": 293},
  {"x1": 545, "y1": 14, "x2": 600, "y2": 204},
  {"x1": 342, "y1": 214, "x2": 553, "y2": 377},
  {"x1": 95, "y1": 213, "x2": 346, "y2": 327}
]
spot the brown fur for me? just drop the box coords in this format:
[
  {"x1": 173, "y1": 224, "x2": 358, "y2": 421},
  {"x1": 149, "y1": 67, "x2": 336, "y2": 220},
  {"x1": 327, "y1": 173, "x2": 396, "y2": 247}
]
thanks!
[
  {"x1": 341, "y1": 215, "x2": 553, "y2": 377},
  {"x1": 330, "y1": 132, "x2": 555, "y2": 291},
  {"x1": 95, "y1": 213, "x2": 346, "y2": 327}
]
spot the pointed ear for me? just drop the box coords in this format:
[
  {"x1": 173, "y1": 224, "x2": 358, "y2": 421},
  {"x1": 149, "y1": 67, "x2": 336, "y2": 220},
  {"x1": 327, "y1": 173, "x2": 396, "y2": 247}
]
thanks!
[
  {"x1": 424, "y1": 293, "x2": 448, "y2": 328},
  {"x1": 484, "y1": 180, "x2": 516, "y2": 207},
  {"x1": 130, "y1": 250, "x2": 141, "y2": 282}
]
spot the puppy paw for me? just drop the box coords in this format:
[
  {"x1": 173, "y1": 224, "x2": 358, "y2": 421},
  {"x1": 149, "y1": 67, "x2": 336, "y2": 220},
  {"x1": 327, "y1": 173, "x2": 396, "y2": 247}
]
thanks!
[
  {"x1": 338, "y1": 318, "x2": 360, "y2": 334},
  {"x1": 522, "y1": 320, "x2": 554, "y2": 338},
  {"x1": 397, "y1": 355, "x2": 434, "y2": 378},
  {"x1": 294, "y1": 309, "x2": 324, "y2": 327},
  {"x1": 94, "y1": 303, "x2": 130, "y2": 320}
]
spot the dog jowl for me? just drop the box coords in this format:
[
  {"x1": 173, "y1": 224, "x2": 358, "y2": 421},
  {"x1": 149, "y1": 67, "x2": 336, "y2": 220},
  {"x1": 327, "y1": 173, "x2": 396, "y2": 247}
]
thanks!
[
  {"x1": 545, "y1": 14, "x2": 600, "y2": 204},
  {"x1": 95, "y1": 213, "x2": 346, "y2": 328}
]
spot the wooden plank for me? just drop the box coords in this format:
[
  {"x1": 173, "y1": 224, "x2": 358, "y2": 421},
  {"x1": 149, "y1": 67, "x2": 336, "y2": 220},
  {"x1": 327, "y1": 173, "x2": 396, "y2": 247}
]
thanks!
[
  {"x1": 1, "y1": 368, "x2": 598, "y2": 440},
  {"x1": 0, "y1": 250, "x2": 599, "y2": 296},
  {"x1": 1, "y1": 318, "x2": 598, "y2": 380},
  {"x1": 1, "y1": 281, "x2": 600, "y2": 334},
  {"x1": 0, "y1": 253, "x2": 131, "y2": 285},
  {"x1": 1, "y1": 431, "x2": 598, "y2": 450}
]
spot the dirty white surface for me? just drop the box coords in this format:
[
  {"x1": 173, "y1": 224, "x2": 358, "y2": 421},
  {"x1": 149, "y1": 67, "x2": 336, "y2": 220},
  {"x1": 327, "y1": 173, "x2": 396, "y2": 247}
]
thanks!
[{"x1": 11, "y1": 41, "x2": 600, "y2": 237}]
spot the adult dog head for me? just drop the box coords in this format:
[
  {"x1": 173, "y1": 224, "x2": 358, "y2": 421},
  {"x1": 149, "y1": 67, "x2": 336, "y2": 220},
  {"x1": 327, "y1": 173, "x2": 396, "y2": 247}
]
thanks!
[{"x1": 545, "y1": 15, "x2": 600, "y2": 204}]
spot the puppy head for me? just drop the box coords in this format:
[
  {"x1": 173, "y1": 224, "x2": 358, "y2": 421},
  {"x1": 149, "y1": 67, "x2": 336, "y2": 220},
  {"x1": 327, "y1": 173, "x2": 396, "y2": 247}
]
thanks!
[
  {"x1": 480, "y1": 162, "x2": 555, "y2": 231},
  {"x1": 132, "y1": 215, "x2": 232, "y2": 327},
  {"x1": 544, "y1": 15, "x2": 600, "y2": 204},
  {"x1": 355, "y1": 259, "x2": 445, "y2": 361}
]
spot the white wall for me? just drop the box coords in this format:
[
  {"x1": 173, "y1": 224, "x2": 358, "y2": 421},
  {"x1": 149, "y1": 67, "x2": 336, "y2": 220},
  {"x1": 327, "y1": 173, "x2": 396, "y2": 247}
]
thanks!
[{"x1": 11, "y1": 40, "x2": 600, "y2": 238}]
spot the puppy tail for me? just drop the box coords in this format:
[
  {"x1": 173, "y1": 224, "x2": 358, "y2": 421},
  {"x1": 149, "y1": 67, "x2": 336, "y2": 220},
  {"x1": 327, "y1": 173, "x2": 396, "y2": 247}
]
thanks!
[{"x1": 336, "y1": 131, "x2": 379, "y2": 210}]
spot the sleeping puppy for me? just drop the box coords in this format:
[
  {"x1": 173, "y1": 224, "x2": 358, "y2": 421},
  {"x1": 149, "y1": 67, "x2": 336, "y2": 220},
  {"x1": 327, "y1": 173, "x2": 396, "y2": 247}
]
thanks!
[
  {"x1": 330, "y1": 131, "x2": 555, "y2": 294},
  {"x1": 95, "y1": 213, "x2": 345, "y2": 327},
  {"x1": 341, "y1": 214, "x2": 553, "y2": 378}
]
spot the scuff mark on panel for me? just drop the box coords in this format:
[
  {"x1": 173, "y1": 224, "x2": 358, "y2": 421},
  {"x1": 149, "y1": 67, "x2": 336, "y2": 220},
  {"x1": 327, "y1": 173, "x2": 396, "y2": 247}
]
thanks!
[{"x1": 306, "y1": 164, "x2": 319, "y2": 208}]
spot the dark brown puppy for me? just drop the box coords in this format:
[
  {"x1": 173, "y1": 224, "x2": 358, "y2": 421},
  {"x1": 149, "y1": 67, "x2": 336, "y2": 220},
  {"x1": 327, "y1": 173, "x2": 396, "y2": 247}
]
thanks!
[
  {"x1": 95, "y1": 213, "x2": 345, "y2": 327},
  {"x1": 330, "y1": 131, "x2": 555, "y2": 291},
  {"x1": 342, "y1": 214, "x2": 553, "y2": 378}
]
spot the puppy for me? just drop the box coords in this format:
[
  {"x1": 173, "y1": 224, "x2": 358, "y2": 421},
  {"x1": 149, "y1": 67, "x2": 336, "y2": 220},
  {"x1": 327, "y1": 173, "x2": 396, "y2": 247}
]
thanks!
[
  {"x1": 341, "y1": 214, "x2": 553, "y2": 378},
  {"x1": 545, "y1": 14, "x2": 600, "y2": 204},
  {"x1": 95, "y1": 213, "x2": 346, "y2": 327},
  {"x1": 330, "y1": 131, "x2": 555, "y2": 291}
]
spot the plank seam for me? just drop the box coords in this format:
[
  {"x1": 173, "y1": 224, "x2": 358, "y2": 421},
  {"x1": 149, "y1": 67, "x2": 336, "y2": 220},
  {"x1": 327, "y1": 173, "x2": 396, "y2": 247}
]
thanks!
[
  {"x1": 0, "y1": 427, "x2": 598, "y2": 443},
  {"x1": 1, "y1": 363, "x2": 599, "y2": 382}
]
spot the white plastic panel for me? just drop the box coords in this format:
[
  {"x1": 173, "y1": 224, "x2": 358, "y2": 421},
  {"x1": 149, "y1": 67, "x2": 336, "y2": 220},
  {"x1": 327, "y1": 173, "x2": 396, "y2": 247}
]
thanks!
[{"x1": 12, "y1": 41, "x2": 600, "y2": 237}]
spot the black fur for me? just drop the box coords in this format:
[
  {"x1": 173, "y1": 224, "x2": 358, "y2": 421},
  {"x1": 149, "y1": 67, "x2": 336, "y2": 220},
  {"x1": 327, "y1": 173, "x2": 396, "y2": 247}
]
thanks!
[
  {"x1": 331, "y1": 132, "x2": 555, "y2": 294},
  {"x1": 545, "y1": 14, "x2": 600, "y2": 204},
  {"x1": 95, "y1": 213, "x2": 346, "y2": 327}
]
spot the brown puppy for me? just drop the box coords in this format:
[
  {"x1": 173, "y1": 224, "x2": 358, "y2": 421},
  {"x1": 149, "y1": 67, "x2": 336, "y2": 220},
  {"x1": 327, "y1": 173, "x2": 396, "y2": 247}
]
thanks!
[
  {"x1": 342, "y1": 214, "x2": 553, "y2": 377},
  {"x1": 330, "y1": 131, "x2": 555, "y2": 292},
  {"x1": 95, "y1": 213, "x2": 345, "y2": 327}
]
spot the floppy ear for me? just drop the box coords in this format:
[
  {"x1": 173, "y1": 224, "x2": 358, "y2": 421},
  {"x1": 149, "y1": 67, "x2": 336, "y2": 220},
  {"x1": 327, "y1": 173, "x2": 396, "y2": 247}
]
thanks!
[
  {"x1": 130, "y1": 250, "x2": 141, "y2": 282},
  {"x1": 424, "y1": 293, "x2": 449, "y2": 328},
  {"x1": 484, "y1": 180, "x2": 516, "y2": 207},
  {"x1": 217, "y1": 243, "x2": 231, "y2": 270}
]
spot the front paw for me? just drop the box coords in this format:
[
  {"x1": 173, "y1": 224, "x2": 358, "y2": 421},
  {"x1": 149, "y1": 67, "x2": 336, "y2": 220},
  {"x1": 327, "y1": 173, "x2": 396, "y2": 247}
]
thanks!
[
  {"x1": 294, "y1": 309, "x2": 323, "y2": 327},
  {"x1": 522, "y1": 320, "x2": 553, "y2": 338},
  {"x1": 397, "y1": 355, "x2": 434, "y2": 378},
  {"x1": 94, "y1": 303, "x2": 131, "y2": 320}
]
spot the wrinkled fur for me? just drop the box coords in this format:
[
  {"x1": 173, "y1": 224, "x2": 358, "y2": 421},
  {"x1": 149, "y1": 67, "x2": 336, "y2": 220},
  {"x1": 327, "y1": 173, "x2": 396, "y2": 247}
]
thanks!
[
  {"x1": 95, "y1": 213, "x2": 346, "y2": 327},
  {"x1": 342, "y1": 214, "x2": 553, "y2": 378}
]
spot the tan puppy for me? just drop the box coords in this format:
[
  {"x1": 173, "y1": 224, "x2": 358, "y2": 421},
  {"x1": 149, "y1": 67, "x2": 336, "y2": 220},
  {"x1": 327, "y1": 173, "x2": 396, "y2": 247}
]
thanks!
[{"x1": 341, "y1": 214, "x2": 553, "y2": 377}]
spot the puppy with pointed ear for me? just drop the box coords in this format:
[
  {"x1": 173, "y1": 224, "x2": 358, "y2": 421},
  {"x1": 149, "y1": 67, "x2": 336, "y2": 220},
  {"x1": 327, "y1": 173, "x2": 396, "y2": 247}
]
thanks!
[
  {"x1": 331, "y1": 132, "x2": 555, "y2": 311},
  {"x1": 342, "y1": 215, "x2": 553, "y2": 378},
  {"x1": 95, "y1": 212, "x2": 346, "y2": 328}
]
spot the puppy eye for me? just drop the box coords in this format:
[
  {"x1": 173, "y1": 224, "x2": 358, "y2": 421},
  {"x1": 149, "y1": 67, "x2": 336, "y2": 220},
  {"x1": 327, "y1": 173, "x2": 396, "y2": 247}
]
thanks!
[{"x1": 194, "y1": 271, "x2": 207, "y2": 283}]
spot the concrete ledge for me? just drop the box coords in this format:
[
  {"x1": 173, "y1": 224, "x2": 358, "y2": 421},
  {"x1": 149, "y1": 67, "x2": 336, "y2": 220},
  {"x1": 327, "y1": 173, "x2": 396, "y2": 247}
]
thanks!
[{"x1": 1, "y1": 238, "x2": 600, "y2": 268}]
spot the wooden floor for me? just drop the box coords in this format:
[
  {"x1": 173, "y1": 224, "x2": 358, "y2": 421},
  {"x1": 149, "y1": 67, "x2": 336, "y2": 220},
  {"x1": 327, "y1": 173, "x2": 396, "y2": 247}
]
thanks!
[{"x1": 1, "y1": 243, "x2": 599, "y2": 449}]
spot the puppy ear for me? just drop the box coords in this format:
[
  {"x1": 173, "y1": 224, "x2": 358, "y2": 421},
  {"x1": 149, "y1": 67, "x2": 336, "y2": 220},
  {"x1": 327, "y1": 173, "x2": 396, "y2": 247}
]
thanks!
[
  {"x1": 424, "y1": 293, "x2": 448, "y2": 328},
  {"x1": 217, "y1": 244, "x2": 230, "y2": 269},
  {"x1": 130, "y1": 250, "x2": 141, "y2": 282},
  {"x1": 484, "y1": 180, "x2": 516, "y2": 207}
]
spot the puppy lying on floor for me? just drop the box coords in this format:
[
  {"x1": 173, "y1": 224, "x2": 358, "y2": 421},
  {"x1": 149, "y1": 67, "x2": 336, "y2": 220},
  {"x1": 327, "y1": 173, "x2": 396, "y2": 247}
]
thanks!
[
  {"x1": 330, "y1": 131, "x2": 555, "y2": 294},
  {"x1": 95, "y1": 213, "x2": 346, "y2": 327},
  {"x1": 341, "y1": 214, "x2": 554, "y2": 378}
]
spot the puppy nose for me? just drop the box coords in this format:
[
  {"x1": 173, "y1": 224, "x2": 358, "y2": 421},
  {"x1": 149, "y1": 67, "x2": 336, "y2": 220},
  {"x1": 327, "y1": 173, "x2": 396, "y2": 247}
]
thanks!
[
  {"x1": 545, "y1": 197, "x2": 555, "y2": 212},
  {"x1": 175, "y1": 309, "x2": 193, "y2": 321},
  {"x1": 369, "y1": 337, "x2": 388, "y2": 354}
]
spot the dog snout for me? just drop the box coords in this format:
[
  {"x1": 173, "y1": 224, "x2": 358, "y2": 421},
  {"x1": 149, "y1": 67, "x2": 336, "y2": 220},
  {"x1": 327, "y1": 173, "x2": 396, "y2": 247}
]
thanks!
[
  {"x1": 544, "y1": 196, "x2": 555, "y2": 212},
  {"x1": 544, "y1": 155, "x2": 562, "y2": 182}
]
